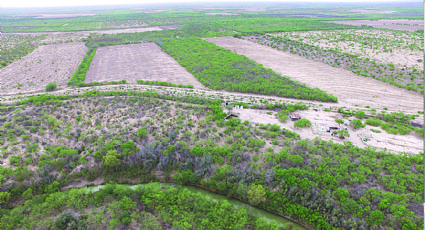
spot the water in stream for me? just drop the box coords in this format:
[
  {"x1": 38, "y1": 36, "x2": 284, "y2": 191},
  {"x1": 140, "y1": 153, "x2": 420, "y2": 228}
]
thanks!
[{"x1": 81, "y1": 182, "x2": 306, "y2": 230}]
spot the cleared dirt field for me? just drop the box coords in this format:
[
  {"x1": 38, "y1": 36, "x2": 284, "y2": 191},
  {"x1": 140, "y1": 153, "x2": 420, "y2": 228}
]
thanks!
[
  {"x1": 79, "y1": 26, "x2": 164, "y2": 35},
  {"x1": 273, "y1": 29, "x2": 423, "y2": 71},
  {"x1": 204, "y1": 37, "x2": 423, "y2": 113},
  {"x1": 84, "y1": 43, "x2": 204, "y2": 88},
  {"x1": 0, "y1": 42, "x2": 87, "y2": 94},
  {"x1": 324, "y1": 19, "x2": 424, "y2": 32}
]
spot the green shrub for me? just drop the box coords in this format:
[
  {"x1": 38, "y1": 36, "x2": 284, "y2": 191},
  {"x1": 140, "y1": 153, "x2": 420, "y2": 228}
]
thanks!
[
  {"x1": 54, "y1": 212, "x2": 88, "y2": 230},
  {"x1": 46, "y1": 82, "x2": 57, "y2": 92},
  {"x1": 366, "y1": 210, "x2": 385, "y2": 226},
  {"x1": 366, "y1": 118, "x2": 382, "y2": 126},
  {"x1": 355, "y1": 110, "x2": 366, "y2": 119},
  {"x1": 247, "y1": 184, "x2": 266, "y2": 206},
  {"x1": 22, "y1": 188, "x2": 32, "y2": 199},
  {"x1": 351, "y1": 119, "x2": 364, "y2": 129},
  {"x1": 294, "y1": 118, "x2": 311, "y2": 128},
  {"x1": 335, "y1": 119, "x2": 344, "y2": 124},
  {"x1": 137, "y1": 127, "x2": 148, "y2": 139}
]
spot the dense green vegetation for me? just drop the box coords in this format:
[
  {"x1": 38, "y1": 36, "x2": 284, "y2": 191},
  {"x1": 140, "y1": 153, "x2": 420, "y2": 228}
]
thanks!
[
  {"x1": 160, "y1": 37, "x2": 338, "y2": 102},
  {"x1": 0, "y1": 91, "x2": 422, "y2": 229},
  {"x1": 67, "y1": 47, "x2": 97, "y2": 86},
  {"x1": 0, "y1": 183, "x2": 287, "y2": 229},
  {"x1": 137, "y1": 80, "x2": 194, "y2": 88},
  {"x1": 1, "y1": 4, "x2": 424, "y2": 230},
  {"x1": 335, "y1": 106, "x2": 423, "y2": 136}
]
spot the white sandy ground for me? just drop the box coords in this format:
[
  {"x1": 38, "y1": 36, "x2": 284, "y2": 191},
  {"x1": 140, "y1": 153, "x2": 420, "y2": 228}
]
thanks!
[
  {"x1": 204, "y1": 37, "x2": 423, "y2": 113},
  {"x1": 235, "y1": 108, "x2": 422, "y2": 155},
  {"x1": 84, "y1": 43, "x2": 205, "y2": 88},
  {"x1": 324, "y1": 19, "x2": 424, "y2": 32}
]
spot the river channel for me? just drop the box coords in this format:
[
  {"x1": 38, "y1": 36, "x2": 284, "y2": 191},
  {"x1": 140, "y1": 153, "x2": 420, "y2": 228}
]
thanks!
[{"x1": 81, "y1": 182, "x2": 307, "y2": 230}]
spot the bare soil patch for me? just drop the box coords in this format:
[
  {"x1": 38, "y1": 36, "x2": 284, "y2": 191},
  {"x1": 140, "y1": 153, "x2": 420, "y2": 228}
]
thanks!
[
  {"x1": 204, "y1": 37, "x2": 423, "y2": 113},
  {"x1": 85, "y1": 43, "x2": 204, "y2": 88},
  {"x1": 236, "y1": 108, "x2": 422, "y2": 155},
  {"x1": 324, "y1": 19, "x2": 423, "y2": 32},
  {"x1": 0, "y1": 42, "x2": 87, "y2": 94},
  {"x1": 80, "y1": 26, "x2": 163, "y2": 35}
]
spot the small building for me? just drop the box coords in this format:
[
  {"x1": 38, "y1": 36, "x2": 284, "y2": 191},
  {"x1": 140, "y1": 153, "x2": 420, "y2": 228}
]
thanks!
[
  {"x1": 224, "y1": 112, "x2": 240, "y2": 120},
  {"x1": 289, "y1": 113, "x2": 301, "y2": 121},
  {"x1": 326, "y1": 123, "x2": 340, "y2": 133}
]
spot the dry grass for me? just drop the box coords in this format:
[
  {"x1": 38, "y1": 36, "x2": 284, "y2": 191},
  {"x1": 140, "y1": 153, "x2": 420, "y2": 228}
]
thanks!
[{"x1": 84, "y1": 43, "x2": 204, "y2": 88}]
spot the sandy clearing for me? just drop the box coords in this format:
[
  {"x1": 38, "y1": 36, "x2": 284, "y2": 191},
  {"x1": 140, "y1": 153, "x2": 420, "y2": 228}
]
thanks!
[
  {"x1": 204, "y1": 37, "x2": 423, "y2": 113},
  {"x1": 85, "y1": 43, "x2": 205, "y2": 88},
  {"x1": 324, "y1": 19, "x2": 424, "y2": 32},
  {"x1": 0, "y1": 42, "x2": 87, "y2": 94},
  {"x1": 236, "y1": 108, "x2": 422, "y2": 154}
]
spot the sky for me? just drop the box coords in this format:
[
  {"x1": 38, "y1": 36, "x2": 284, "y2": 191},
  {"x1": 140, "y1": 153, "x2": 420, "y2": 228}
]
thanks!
[{"x1": 0, "y1": 0, "x2": 418, "y2": 8}]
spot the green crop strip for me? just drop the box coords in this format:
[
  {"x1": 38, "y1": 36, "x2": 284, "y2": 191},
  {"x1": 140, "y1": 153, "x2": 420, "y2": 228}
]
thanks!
[
  {"x1": 67, "y1": 47, "x2": 97, "y2": 87},
  {"x1": 160, "y1": 37, "x2": 338, "y2": 102}
]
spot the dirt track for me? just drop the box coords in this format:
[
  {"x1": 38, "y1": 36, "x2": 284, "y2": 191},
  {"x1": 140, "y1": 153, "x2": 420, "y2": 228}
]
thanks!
[
  {"x1": 204, "y1": 37, "x2": 423, "y2": 113},
  {"x1": 85, "y1": 43, "x2": 204, "y2": 88}
]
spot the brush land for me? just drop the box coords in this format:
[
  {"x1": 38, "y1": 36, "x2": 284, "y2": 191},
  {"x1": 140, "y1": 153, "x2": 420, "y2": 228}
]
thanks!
[{"x1": 0, "y1": 2, "x2": 423, "y2": 230}]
